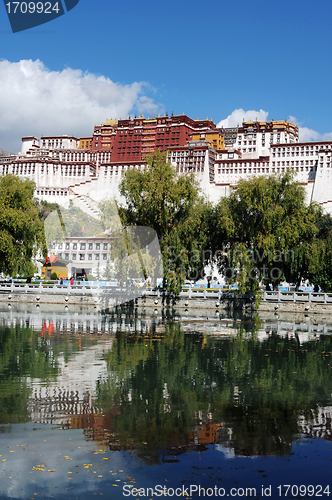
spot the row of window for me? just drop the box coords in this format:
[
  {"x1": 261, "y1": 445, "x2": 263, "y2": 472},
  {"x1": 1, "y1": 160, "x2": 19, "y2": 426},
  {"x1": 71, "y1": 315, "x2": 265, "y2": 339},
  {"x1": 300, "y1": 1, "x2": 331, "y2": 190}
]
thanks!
[
  {"x1": 238, "y1": 132, "x2": 290, "y2": 140},
  {"x1": 118, "y1": 125, "x2": 182, "y2": 135},
  {"x1": 217, "y1": 167, "x2": 310, "y2": 175},
  {"x1": 273, "y1": 145, "x2": 331, "y2": 152},
  {"x1": 59, "y1": 253, "x2": 108, "y2": 261},
  {"x1": 63, "y1": 153, "x2": 95, "y2": 159},
  {"x1": 220, "y1": 162, "x2": 268, "y2": 168},
  {"x1": 178, "y1": 167, "x2": 204, "y2": 172},
  {"x1": 56, "y1": 242, "x2": 108, "y2": 250},
  {"x1": 171, "y1": 151, "x2": 206, "y2": 157},
  {"x1": 214, "y1": 164, "x2": 330, "y2": 172},
  {"x1": 10, "y1": 167, "x2": 35, "y2": 175},
  {"x1": 272, "y1": 161, "x2": 316, "y2": 168},
  {"x1": 37, "y1": 190, "x2": 68, "y2": 196},
  {"x1": 273, "y1": 152, "x2": 328, "y2": 158},
  {"x1": 239, "y1": 148, "x2": 257, "y2": 153},
  {"x1": 115, "y1": 151, "x2": 142, "y2": 156},
  {"x1": 218, "y1": 168, "x2": 269, "y2": 174}
]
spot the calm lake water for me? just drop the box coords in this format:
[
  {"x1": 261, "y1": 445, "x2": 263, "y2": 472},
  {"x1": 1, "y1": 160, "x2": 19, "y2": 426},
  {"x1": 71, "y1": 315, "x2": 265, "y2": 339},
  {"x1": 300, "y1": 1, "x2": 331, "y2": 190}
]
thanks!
[{"x1": 0, "y1": 304, "x2": 332, "y2": 500}]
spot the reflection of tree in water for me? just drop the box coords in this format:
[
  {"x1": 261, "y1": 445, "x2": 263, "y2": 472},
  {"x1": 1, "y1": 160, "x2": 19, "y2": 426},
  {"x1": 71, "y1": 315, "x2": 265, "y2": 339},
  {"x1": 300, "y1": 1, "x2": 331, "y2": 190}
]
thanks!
[
  {"x1": 5, "y1": 314, "x2": 331, "y2": 462},
  {"x1": 95, "y1": 323, "x2": 332, "y2": 464},
  {"x1": 0, "y1": 323, "x2": 59, "y2": 424}
]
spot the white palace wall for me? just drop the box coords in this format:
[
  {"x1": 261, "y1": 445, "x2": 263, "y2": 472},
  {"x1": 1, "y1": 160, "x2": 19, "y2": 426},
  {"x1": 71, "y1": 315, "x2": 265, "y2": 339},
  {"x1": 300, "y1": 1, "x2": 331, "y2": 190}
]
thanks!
[{"x1": 1, "y1": 140, "x2": 332, "y2": 215}]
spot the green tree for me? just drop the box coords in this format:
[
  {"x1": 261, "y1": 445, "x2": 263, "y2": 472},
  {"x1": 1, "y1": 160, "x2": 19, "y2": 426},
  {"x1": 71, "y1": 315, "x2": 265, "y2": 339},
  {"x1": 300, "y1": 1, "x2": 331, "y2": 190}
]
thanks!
[
  {"x1": 0, "y1": 175, "x2": 46, "y2": 277},
  {"x1": 308, "y1": 209, "x2": 332, "y2": 291},
  {"x1": 119, "y1": 151, "x2": 210, "y2": 293},
  {"x1": 212, "y1": 173, "x2": 319, "y2": 293},
  {"x1": 99, "y1": 198, "x2": 165, "y2": 286}
]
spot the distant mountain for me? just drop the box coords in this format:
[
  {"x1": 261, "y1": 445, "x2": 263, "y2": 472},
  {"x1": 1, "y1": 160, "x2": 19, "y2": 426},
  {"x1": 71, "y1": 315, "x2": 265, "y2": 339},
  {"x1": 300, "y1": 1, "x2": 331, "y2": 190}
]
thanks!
[{"x1": 0, "y1": 148, "x2": 14, "y2": 157}]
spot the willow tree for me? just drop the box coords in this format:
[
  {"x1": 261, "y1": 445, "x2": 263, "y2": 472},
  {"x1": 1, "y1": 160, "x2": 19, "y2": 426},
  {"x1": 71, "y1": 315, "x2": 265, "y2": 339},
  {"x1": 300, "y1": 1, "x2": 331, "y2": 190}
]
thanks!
[
  {"x1": 119, "y1": 151, "x2": 209, "y2": 293},
  {"x1": 212, "y1": 173, "x2": 320, "y2": 293},
  {"x1": 307, "y1": 209, "x2": 332, "y2": 292},
  {"x1": 0, "y1": 175, "x2": 46, "y2": 277}
]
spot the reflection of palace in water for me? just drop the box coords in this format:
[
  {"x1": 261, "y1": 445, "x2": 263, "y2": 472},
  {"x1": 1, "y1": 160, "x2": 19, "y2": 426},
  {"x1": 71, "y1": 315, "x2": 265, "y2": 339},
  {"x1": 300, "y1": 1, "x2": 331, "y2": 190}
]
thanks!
[
  {"x1": 28, "y1": 387, "x2": 99, "y2": 426},
  {"x1": 78, "y1": 407, "x2": 332, "y2": 455},
  {"x1": 1, "y1": 306, "x2": 332, "y2": 340},
  {"x1": 26, "y1": 386, "x2": 332, "y2": 457},
  {"x1": 2, "y1": 307, "x2": 332, "y2": 457},
  {"x1": 298, "y1": 407, "x2": 332, "y2": 441},
  {"x1": 27, "y1": 340, "x2": 109, "y2": 426},
  {"x1": 0, "y1": 307, "x2": 156, "y2": 336}
]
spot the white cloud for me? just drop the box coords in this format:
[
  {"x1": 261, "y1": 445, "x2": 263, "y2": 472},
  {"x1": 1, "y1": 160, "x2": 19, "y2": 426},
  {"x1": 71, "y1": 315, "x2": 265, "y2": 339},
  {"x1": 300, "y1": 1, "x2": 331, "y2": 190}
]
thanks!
[
  {"x1": 0, "y1": 59, "x2": 164, "y2": 152},
  {"x1": 298, "y1": 127, "x2": 321, "y2": 142},
  {"x1": 217, "y1": 108, "x2": 269, "y2": 128},
  {"x1": 299, "y1": 128, "x2": 332, "y2": 143},
  {"x1": 289, "y1": 115, "x2": 332, "y2": 142}
]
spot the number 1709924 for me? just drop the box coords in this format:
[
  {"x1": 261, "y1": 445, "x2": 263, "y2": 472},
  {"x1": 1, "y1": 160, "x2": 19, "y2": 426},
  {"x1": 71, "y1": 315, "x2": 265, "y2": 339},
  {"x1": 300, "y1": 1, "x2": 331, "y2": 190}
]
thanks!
[
  {"x1": 5, "y1": 2, "x2": 60, "y2": 14},
  {"x1": 277, "y1": 485, "x2": 330, "y2": 497}
]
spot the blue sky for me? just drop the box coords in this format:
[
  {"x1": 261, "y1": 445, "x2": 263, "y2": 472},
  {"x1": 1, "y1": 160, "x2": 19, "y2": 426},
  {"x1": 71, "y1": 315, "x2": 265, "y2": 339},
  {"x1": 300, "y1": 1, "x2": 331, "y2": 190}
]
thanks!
[{"x1": 1, "y1": 0, "x2": 332, "y2": 151}]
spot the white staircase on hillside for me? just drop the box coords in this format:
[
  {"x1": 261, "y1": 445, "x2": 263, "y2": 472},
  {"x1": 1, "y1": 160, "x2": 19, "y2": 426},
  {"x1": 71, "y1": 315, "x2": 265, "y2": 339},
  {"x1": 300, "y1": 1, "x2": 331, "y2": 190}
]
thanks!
[{"x1": 68, "y1": 176, "x2": 100, "y2": 218}]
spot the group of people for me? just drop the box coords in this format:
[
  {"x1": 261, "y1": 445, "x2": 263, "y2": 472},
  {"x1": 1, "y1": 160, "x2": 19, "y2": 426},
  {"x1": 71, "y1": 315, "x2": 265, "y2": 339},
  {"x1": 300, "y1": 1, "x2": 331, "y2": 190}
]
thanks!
[{"x1": 58, "y1": 277, "x2": 74, "y2": 285}]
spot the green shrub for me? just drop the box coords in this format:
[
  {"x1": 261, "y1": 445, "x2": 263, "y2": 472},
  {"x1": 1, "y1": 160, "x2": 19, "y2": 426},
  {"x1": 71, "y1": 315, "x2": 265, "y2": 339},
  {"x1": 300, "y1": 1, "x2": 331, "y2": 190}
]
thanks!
[{"x1": 50, "y1": 272, "x2": 58, "y2": 280}]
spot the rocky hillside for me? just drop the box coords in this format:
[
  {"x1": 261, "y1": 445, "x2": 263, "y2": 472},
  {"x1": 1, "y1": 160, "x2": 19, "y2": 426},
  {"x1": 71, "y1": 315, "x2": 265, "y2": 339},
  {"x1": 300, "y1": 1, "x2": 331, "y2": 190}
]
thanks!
[{"x1": 0, "y1": 148, "x2": 14, "y2": 157}]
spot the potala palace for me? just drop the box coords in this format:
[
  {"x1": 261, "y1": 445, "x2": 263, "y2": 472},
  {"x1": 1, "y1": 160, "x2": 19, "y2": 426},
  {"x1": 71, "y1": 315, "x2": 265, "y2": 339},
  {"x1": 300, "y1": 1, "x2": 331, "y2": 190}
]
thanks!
[{"x1": 1, "y1": 113, "x2": 332, "y2": 216}]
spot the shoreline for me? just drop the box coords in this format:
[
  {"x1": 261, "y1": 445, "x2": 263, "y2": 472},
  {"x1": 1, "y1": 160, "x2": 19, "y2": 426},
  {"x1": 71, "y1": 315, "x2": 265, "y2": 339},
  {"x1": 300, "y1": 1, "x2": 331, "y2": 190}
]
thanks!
[{"x1": 2, "y1": 288, "x2": 332, "y2": 316}]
